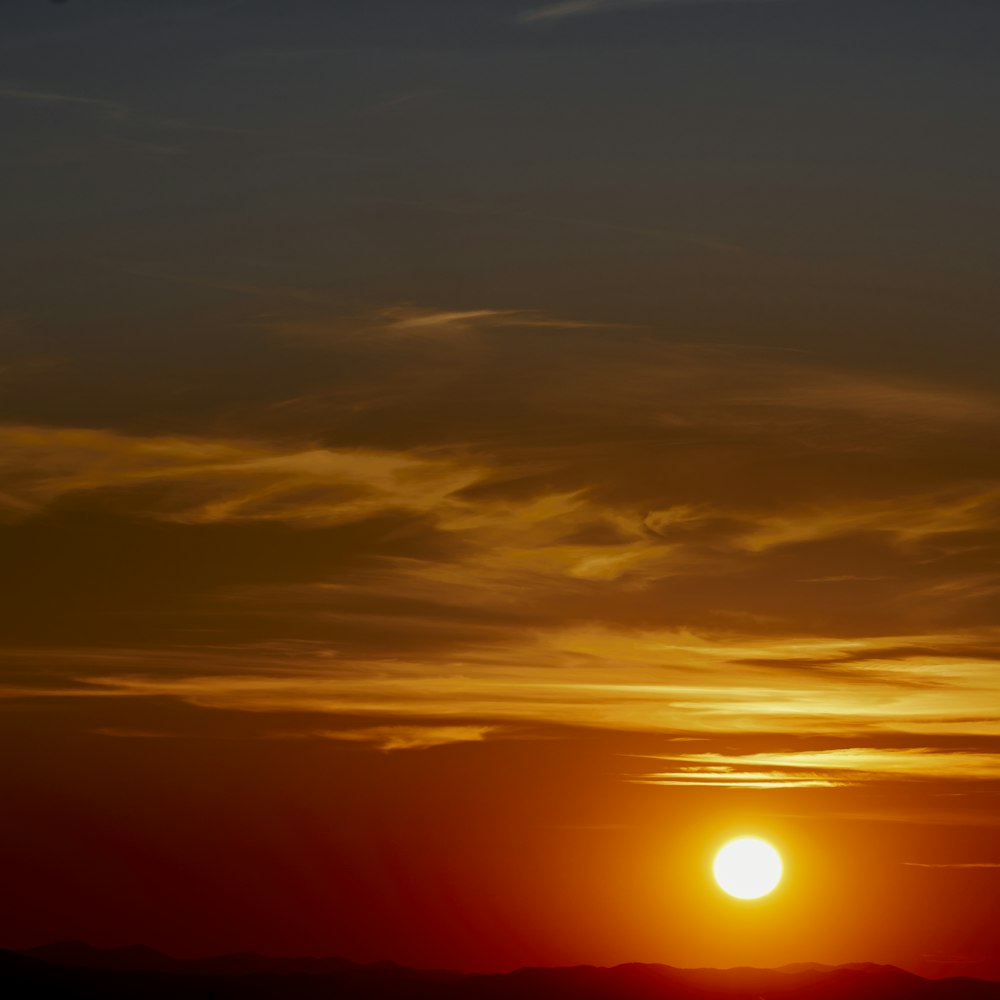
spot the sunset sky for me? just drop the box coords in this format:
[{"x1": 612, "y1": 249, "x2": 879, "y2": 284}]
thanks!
[{"x1": 2, "y1": 0, "x2": 999, "y2": 981}]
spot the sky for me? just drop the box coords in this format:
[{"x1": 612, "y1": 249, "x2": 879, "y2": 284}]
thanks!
[{"x1": 1, "y1": 0, "x2": 999, "y2": 980}]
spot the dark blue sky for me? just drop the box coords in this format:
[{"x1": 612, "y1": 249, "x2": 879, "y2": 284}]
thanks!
[{"x1": 3, "y1": 0, "x2": 999, "y2": 394}]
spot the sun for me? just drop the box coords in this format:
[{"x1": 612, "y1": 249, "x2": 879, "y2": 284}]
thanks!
[{"x1": 713, "y1": 837, "x2": 783, "y2": 899}]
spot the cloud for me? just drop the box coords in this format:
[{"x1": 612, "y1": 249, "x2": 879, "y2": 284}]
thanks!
[
  {"x1": 5, "y1": 623, "x2": 1000, "y2": 753},
  {"x1": 520, "y1": 0, "x2": 789, "y2": 24},
  {"x1": 0, "y1": 83, "x2": 271, "y2": 144},
  {"x1": 92, "y1": 727, "x2": 176, "y2": 739},
  {"x1": 0, "y1": 424, "x2": 486, "y2": 526},
  {"x1": 377, "y1": 308, "x2": 523, "y2": 337},
  {"x1": 2, "y1": 308, "x2": 1000, "y2": 765},
  {"x1": 0, "y1": 87, "x2": 123, "y2": 115},
  {"x1": 632, "y1": 748, "x2": 1000, "y2": 788},
  {"x1": 281, "y1": 305, "x2": 608, "y2": 347},
  {"x1": 757, "y1": 376, "x2": 1000, "y2": 424},
  {"x1": 278, "y1": 724, "x2": 497, "y2": 751},
  {"x1": 903, "y1": 862, "x2": 1000, "y2": 869}
]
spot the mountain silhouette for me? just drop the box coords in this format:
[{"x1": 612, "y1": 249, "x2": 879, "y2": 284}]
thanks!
[
  {"x1": 22, "y1": 940, "x2": 366, "y2": 977},
  {"x1": 3, "y1": 942, "x2": 998, "y2": 999}
]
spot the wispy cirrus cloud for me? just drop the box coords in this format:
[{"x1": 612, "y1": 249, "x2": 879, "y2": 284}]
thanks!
[
  {"x1": 92, "y1": 727, "x2": 177, "y2": 739},
  {"x1": 520, "y1": 0, "x2": 790, "y2": 24},
  {"x1": 904, "y1": 861, "x2": 1000, "y2": 869},
  {"x1": 632, "y1": 748, "x2": 1000, "y2": 788},
  {"x1": 2, "y1": 307, "x2": 1000, "y2": 770},
  {"x1": 280, "y1": 305, "x2": 611, "y2": 346},
  {"x1": 0, "y1": 83, "x2": 271, "y2": 140},
  {"x1": 0, "y1": 86, "x2": 123, "y2": 115},
  {"x1": 276, "y1": 724, "x2": 498, "y2": 751},
  {"x1": 0, "y1": 424, "x2": 486, "y2": 526},
  {"x1": 4, "y1": 625, "x2": 1000, "y2": 749}
]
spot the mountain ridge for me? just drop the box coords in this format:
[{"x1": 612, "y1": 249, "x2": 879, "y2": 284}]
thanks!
[{"x1": 4, "y1": 941, "x2": 999, "y2": 999}]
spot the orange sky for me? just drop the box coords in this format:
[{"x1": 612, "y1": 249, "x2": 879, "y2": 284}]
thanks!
[
  {"x1": 3, "y1": 315, "x2": 998, "y2": 977},
  {"x1": 2, "y1": 0, "x2": 999, "y2": 982}
]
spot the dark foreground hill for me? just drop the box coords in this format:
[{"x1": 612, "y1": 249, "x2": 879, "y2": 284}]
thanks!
[{"x1": 3, "y1": 942, "x2": 998, "y2": 1000}]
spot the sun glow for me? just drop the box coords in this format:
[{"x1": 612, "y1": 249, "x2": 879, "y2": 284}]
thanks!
[{"x1": 713, "y1": 837, "x2": 783, "y2": 900}]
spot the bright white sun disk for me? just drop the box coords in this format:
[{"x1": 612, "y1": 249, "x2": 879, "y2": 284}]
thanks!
[{"x1": 713, "y1": 837, "x2": 783, "y2": 899}]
